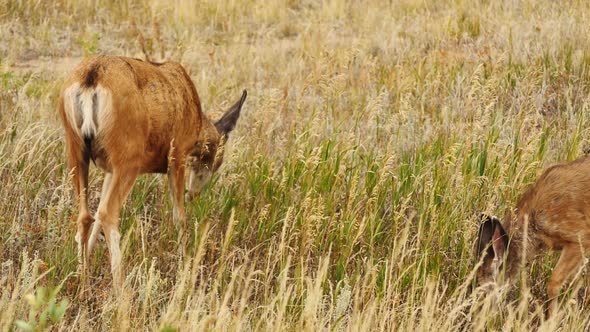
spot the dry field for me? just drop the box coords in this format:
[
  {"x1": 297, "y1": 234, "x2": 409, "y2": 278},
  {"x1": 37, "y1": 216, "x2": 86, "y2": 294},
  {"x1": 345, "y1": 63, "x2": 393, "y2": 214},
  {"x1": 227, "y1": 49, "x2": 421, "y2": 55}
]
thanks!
[{"x1": 2, "y1": 0, "x2": 590, "y2": 330}]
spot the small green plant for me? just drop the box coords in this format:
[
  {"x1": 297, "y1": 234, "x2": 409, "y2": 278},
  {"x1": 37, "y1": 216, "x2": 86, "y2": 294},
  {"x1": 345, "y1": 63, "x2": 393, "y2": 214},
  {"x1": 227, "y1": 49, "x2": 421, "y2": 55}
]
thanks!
[
  {"x1": 76, "y1": 32, "x2": 100, "y2": 56},
  {"x1": 159, "y1": 325, "x2": 179, "y2": 332},
  {"x1": 15, "y1": 287, "x2": 69, "y2": 332},
  {"x1": 0, "y1": 71, "x2": 14, "y2": 90}
]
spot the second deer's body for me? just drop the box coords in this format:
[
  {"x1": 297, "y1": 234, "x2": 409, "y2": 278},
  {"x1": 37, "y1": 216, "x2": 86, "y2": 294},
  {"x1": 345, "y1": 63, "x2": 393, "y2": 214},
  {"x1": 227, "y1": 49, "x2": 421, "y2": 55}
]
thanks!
[{"x1": 477, "y1": 155, "x2": 590, "y2": 316}]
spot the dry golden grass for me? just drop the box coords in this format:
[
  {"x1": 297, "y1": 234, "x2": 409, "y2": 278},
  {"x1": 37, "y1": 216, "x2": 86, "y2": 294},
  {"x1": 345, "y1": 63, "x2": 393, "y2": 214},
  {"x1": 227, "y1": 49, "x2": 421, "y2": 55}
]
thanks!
[{"x1": 3, "y1": 0, "x2": 590, "y2": 330}]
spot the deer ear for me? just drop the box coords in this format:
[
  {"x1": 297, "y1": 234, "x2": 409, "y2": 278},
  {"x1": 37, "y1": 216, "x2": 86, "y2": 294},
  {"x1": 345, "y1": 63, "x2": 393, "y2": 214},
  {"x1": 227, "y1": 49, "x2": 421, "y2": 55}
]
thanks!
[
  {"x1": 476, "y1": 214, "x2": 495, "y2": 258},
  {"x1": 215, "y1": 90, "x2": 247, "y2": 136},
  {"x1": 476, "y1": 214, "x2": 508, "y2": 260},
  {"x1": 491, "y1": 218, "x2": 508, "y2": 260}
]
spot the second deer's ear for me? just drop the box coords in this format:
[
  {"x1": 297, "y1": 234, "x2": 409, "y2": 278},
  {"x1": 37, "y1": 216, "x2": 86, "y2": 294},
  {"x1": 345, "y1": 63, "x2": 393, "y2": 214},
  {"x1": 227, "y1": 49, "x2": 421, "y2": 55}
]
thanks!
[
  {"x1": 476, "y1": 214, "x2": 508, "y2": 260},
  {"x1": 490, "y1": 218, "x2": 508, "y2": 260},
  {"x1": 476, "y1": 214, "x2": 495, "y2": 259}
]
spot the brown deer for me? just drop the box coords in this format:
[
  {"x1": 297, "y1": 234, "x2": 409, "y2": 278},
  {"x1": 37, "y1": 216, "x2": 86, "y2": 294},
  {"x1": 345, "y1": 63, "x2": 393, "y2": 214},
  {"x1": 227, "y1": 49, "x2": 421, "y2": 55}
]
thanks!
[
  {"x1": 476, "y1": 155, "x2": 590, "y2": 316},
  {"x1": 58, "y1": 55, "x2": 247, "y2": 290}
]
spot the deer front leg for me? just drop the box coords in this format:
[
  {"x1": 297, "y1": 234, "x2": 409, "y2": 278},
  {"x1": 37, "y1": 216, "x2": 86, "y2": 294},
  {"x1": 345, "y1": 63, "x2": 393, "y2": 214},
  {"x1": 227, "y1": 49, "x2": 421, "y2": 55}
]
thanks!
[
  {"x1": 96, "y1": 168, "x2": 139, "y2": 291},
  {"x1": 168, "y1": 153, "x2": 188, "y2": 255},
  {"x1": 547, "y1": 244, "x2": 584, "y2": 317}
]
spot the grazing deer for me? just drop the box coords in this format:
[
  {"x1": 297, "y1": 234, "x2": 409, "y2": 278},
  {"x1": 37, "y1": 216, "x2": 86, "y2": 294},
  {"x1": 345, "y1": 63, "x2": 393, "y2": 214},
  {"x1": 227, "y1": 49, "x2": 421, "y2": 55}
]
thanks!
[
  {"x1": 476, "y1": 155, "x2": 590, "y2": 316},
  {"x1": 58, "y1": 55, "x2": 247, "y2": 290}
]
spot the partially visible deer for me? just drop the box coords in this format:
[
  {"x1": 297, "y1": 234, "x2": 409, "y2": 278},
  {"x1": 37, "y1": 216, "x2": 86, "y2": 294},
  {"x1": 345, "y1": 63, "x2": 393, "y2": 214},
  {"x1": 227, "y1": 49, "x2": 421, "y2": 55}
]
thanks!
[
  {"x1": 476, "y1": 155, "x2": 590, "y2": 316},
  {"x1": 58, "y1": 55, "x2": 247, "y2": 291}
]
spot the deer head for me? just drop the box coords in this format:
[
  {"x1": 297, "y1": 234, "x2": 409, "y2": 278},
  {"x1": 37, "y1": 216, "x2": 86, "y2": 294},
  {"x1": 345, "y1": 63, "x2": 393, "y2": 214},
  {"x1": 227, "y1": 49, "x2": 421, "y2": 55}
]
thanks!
[{"x1": 187, "y1": 90, "x2": 247, "y2": 196}]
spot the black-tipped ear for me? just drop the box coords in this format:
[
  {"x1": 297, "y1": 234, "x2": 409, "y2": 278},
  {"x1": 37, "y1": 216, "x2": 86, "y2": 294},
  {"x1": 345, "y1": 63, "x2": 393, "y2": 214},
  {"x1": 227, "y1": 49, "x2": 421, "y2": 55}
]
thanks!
[
  {"x1": 476, "y1": 214, "x2": 508, "y2": 260},
  {"x1": 476, "y1": 214, "x2": 495, "y2": 258},
  {"x1": 215, "y1": 89, "x2": 247, "y2": 136}
]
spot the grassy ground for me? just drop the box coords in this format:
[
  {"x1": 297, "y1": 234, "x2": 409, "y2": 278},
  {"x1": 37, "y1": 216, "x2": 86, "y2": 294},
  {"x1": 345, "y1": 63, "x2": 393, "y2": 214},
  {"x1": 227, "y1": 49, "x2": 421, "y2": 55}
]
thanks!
[{"x1": 2, "y1": 0, "x2": 590, "y2": 330}]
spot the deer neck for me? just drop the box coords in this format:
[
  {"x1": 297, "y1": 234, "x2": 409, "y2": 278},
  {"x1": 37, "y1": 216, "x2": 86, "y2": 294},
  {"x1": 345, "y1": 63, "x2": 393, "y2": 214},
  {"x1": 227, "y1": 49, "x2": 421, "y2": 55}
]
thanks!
[{"x1": 199, "y1": 114, "x2": 221, "y2": 145}]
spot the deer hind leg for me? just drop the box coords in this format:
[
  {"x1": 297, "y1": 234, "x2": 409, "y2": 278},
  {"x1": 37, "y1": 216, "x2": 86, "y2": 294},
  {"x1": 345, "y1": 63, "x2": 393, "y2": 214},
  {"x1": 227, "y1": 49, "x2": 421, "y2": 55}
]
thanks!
[
  {"x1": 67, "y1": 142, "x2": 92, "y2": 270},
  {"x1": 547, "y1": 244, "x2": 584, "y2": 317},
  {"x1": 66, "y1": 140, "x2": 93, "y2": 300},
  {"x1": 96, "y1": 168, "x2": 139, "y2": 291},
  {"x1": 167, "y1": 153, "x2": 187, "y2": 255},
  {"x1": 88, "y1": 173, "x2": 112, "y2": 256}
]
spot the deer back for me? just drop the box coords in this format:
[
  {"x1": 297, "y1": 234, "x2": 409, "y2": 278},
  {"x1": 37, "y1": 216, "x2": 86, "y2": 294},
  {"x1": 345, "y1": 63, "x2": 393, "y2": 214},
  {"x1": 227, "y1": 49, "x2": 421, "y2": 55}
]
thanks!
[
  {"x1": 60, "y1": 56, "x2": 209, "y2": 173},
  {"x1": 514, "y1": 156, "x2": 590, "y2": 251}
]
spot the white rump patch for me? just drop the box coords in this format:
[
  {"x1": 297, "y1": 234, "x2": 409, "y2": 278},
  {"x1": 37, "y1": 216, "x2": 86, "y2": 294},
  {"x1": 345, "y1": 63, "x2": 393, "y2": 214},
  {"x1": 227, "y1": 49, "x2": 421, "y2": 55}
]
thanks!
[
  {"x1": 63, "y1": 83, "x2": 111, "y2": 139},
  {"x1": 63, "y1": 83, "x2": 81, "y2": 133},
  {"x1": 79, "y1": 89, "x2": 96, "y2": 138}
]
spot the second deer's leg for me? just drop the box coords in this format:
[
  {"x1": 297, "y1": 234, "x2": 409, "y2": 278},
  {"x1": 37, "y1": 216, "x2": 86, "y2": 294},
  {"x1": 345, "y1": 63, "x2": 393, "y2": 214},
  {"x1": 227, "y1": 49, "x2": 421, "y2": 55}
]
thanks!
[
  {"x1": 547, "y1": 244, "x2": 584, "y2": 317},
  {"x1": 96, "y1": 168, "x2": 139, "y2": 291}
]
